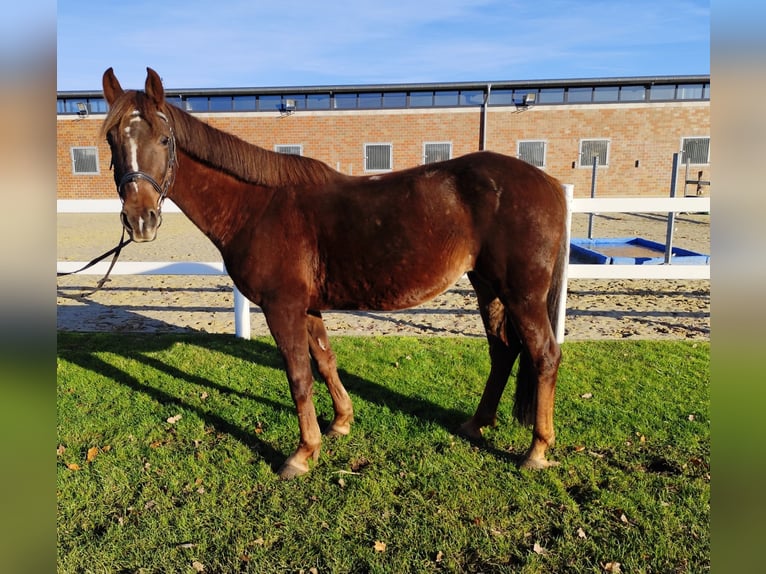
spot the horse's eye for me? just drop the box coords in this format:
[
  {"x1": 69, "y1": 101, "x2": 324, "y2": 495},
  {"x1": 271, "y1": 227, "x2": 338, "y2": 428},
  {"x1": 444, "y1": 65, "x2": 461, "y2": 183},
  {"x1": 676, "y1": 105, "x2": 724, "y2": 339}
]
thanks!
[{"x1": 160, "y1": 136, "x2": 170, "y2": 146}]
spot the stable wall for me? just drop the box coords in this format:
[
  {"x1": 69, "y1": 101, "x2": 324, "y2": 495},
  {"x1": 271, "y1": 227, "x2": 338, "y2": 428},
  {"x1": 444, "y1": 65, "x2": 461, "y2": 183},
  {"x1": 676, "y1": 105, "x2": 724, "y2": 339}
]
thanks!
[{"x1": 56, "y1": 101, "x2": 710, "y2": 199}]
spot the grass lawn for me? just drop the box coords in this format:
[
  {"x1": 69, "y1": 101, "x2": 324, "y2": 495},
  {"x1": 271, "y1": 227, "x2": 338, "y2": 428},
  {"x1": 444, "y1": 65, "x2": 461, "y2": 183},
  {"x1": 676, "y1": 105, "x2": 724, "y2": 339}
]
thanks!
[{"x1": 57, "y1": 334, "x2": 709, "y2": 573}]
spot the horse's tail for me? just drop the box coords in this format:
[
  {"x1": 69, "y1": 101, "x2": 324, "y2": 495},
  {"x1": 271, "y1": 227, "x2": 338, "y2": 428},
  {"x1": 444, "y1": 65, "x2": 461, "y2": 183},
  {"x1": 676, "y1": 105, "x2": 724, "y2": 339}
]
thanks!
[{"x1": 512, "y1": 222, "x2": 567, "y2": 427}]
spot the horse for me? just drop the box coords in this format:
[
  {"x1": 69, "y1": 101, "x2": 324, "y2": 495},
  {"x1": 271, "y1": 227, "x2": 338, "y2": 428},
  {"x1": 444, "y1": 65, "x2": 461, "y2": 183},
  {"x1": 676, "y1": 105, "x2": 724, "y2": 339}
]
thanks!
[{"x1": 101, "y1": 67, "x2": 568, "y2": 479}]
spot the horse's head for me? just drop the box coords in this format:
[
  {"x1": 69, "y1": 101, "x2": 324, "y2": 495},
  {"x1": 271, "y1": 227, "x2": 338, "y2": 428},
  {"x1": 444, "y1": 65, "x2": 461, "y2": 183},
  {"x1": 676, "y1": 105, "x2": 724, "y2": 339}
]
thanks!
[{"x1": 102, "y1": 67, "x2": 176, "y2": 242}]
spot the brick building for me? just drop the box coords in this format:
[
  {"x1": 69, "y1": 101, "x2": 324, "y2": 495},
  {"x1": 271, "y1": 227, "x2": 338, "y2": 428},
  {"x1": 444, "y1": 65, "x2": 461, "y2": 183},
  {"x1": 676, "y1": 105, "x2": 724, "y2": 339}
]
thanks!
[{"x1": 57, "y1": 75, "x2": 710, "y2": 200}]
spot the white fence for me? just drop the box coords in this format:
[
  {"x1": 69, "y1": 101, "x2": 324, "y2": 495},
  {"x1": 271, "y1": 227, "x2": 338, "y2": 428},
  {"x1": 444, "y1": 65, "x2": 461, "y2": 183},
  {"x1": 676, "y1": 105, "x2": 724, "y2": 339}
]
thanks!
[{"x1": 57, "y1": 190, "x2": 710, "y2": 342}]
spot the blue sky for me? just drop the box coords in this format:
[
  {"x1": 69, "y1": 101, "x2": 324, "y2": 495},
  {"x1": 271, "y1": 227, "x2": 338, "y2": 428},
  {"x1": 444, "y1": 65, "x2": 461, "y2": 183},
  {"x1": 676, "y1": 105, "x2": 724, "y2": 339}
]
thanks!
[{"x1": 57, "y1": 0, "x2": 709, "y2": 91}]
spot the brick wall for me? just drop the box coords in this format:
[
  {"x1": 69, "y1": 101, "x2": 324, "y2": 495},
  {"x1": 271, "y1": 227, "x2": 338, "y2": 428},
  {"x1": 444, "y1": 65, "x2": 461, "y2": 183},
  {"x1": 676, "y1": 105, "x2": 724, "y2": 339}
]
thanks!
[{"x1": 57, "y1": 101, "x2": 710, "y2": 199}]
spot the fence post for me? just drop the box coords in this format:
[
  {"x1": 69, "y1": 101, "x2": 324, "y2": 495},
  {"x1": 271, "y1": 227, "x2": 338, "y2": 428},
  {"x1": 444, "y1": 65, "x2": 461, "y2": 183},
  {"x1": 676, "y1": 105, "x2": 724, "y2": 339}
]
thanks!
[
  {"x1": 664, "y1": 152, "x2": 681, "y2": 264},
  {"x1": 587, "y1": 156, "x2": 598, "y2": 239},
  {"x1": 233, "y1": 285, "x2": 251, "y2": 339},
  {"x1": 556, "y1": 184, "x2": 574, "y2": 343}
]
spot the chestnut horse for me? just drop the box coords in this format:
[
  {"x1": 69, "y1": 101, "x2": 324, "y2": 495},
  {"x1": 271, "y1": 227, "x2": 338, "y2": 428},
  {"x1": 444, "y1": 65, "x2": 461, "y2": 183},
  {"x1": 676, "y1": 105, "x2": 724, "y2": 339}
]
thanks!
[{"x1": 101, "y1": 67, "x2": 568, "y2": 478}]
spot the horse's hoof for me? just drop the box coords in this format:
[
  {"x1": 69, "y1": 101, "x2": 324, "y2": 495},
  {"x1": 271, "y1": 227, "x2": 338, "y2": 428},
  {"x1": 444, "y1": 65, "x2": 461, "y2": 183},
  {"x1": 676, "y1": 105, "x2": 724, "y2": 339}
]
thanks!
[
  {"x1": 519, "y1": 457, "x2": 560, "y2": 470},
  {"x1": 457, "y1": 420, "x2": 484, "y2": 441},
  {"x1": 278, "y1": 461, "x2": 309, "y2": 480},
  {"x1": 324, "y1": 424, "x2": 351, "y2": 438}
]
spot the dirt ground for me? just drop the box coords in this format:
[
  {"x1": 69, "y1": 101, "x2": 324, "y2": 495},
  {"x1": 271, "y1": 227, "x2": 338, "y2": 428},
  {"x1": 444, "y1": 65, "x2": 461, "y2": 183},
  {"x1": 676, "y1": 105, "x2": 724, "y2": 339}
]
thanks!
[{"x1": 57, "y1": 210, "x2": 710, "y2": 341}]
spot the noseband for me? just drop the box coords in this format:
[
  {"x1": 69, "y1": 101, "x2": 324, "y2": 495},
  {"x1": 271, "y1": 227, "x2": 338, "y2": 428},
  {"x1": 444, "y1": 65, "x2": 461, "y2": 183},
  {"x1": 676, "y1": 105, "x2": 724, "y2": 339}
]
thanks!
[{"x1": 117, "y1": 122, "x2": 177, "y2": 207}]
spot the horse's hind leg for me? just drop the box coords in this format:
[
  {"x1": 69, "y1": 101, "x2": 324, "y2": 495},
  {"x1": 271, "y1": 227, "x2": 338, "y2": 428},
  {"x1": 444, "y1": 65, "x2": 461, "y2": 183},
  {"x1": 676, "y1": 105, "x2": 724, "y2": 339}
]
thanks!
[
  {"x1": 307, "y1": 311, "x2": 354, "y2": 437},
  {"x1": 459, "y1": 272, "x2": 522, "y2": 439},
  {"x1": 505, "y1": 299, "x2": 562, "y2": 470}
]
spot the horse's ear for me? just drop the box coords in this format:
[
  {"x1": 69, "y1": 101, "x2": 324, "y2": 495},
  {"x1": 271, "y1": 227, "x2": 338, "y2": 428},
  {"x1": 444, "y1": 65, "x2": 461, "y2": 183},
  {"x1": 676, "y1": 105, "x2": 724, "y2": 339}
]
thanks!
[
  {"x1": 145, "y1": 67, "x2": 165, "y2": 104},
  {"x1": 102, "y1": 67, "x2": 124, "y2": 105}
]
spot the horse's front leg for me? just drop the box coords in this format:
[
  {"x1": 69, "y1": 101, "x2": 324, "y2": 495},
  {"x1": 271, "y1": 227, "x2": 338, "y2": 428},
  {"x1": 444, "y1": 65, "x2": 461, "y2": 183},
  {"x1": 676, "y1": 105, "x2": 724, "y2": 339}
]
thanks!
[{"x1": 263, "y1": 303, "x2": 322, "y2": 479}]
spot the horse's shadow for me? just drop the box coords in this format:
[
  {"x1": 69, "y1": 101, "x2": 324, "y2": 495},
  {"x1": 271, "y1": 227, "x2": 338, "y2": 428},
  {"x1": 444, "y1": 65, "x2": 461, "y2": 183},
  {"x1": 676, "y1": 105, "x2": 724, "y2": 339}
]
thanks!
[{"x1": 58, "y1": 296, "x2": 520, "y2": 475}]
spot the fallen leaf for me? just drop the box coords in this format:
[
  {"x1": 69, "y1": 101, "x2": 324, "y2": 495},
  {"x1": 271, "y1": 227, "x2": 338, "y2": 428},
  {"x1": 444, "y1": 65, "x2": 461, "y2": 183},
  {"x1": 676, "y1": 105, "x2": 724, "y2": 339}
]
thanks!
[
  {"x1": 373, "y1": 540, "x2": 387, "y2": 552},
  {"x1": 177, "y1": 542, "x2": 196, "y2": 549},
  {"x1": 688, "y1": 414, "x2": 695, "y2": 421},
  {"x1": 580, "y1": 392, "x2": 593, "y2": 399},
  {"x1": 337, "y1": 478, "x2": 346, "y2": 488},
  {"x1": 619, "y1": 513, "x2": 629, "y2": 525},
  {"x1": 167, "y1": 414, "x2": 182, "y2": 424},
  {"x1": 86, "y1": 446, "x2": 99, "y2": 463},
  {"x1": 191, "y1": 560, "x2": 205, "y2": 572},
  {"x1": 200, "y1": 392, "x2": 208, "y2": 400},
  {"x1": 435, "y1": 550, "x2": 444, "y2": 563},
  {"x1": 577, "y1": 527, "x2": 587, "y2": 539},
  {"x1": 533, "y1": 542, "x2": 548, "y2": 555},
  {"x1": 66, "y1": 462, "x2": 80, "y2": 471},
  {"x1": 57, "y1": 444, "x2": 66, "y2": 456},
  {"x1": 603, "y1": 561, "x2": 622, "y2": 573}
]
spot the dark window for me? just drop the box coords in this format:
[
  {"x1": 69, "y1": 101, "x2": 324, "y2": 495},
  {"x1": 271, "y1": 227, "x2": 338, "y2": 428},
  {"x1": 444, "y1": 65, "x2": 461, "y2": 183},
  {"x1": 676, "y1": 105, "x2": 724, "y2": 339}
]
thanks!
[
  {"x1": 580, "y1": 139, "x2": 609, "y2": 167},
  {"x1": 410, "y1": 91, "x2": 433, "y2": 107},
  {"x1": 518, "y1": 141, "x2": 546, "y2": 167},
  {"x1": 334, "y1": 93, "x2": 357, "y2": 109},
  {"x1": 567, "y1": 87, "x2": 592, "y2": 103},
  {"x1": 258, "y1": 95, "x2": 283, "y2": 111},
  {"x1": 358, "y1": 93, "x2": 382, "y2": 109},
  {"x1": 71, "y1": 147, "x2": 99, "y2": 174},
  {"x1": 434, "y1": 91, "x2": 459, "y2": 106},
  {"x1": 459, "y1": 90, "x2": 484, "y2": 106},
  {"x1": 650, "y1": 84, "x2": 676, "y2": 100},
  {"x1": 424, "y1": 142, "x2": 452, "y2": 164},
  {"x1": 307, "y1": 94, "x2": 331, "y2": 109},
  {"x1": 233, "y1": 96, "x2": 256, "y2": 111},
  {"x1": 677, "y1": 84, "x2": 704, "y2": 100},
  {"x1": 382, "y1": 92, "x2": 407, "y2": 108},
  {"x1": 365, "y1": 143, "x2": 392, "y2": 171},
  {"x1": 682, "y1": 137, "x2": 710, "y2": 164},
  {"x1": 209, "y1": 96, "x2": 232, "y2": 112},
  {"x1": 620, "y1": 86, "x2": 646, "y2": 101},
  {"x1": 185, "y1": 97, "x2": 209, "y2": 112},
  {"x1": 488, "y1": 89, "x2": 514, "y2": 106},
  {"x1": 593, "y1": 86, "x2": 619, "y2": 102},
  {"x1": 538, "y1": 88, "x2": 564, "y2": 104},
  {"x1": 275, "y1": 145, "x2": 302, "y2": 155}
]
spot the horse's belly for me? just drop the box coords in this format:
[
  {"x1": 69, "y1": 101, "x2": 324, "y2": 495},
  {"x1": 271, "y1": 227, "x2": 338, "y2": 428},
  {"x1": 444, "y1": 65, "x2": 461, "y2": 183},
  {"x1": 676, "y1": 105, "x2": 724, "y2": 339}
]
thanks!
[{"x1": 321, "y1": 251, "x2": 473, "y2": 311}]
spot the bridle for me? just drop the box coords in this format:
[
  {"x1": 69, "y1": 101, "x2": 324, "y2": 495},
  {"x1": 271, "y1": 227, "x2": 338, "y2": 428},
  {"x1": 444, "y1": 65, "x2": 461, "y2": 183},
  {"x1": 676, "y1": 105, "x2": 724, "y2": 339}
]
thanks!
[{"x1": 116, "y1": 120, "x2": 177, "y2": 208}]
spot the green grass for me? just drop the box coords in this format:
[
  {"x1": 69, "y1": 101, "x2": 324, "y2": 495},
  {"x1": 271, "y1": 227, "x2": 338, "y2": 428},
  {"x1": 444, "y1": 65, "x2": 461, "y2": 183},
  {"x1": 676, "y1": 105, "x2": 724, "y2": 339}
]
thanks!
[{"x1": 57, "y1": 334, "x2": 709, "y2": 573}]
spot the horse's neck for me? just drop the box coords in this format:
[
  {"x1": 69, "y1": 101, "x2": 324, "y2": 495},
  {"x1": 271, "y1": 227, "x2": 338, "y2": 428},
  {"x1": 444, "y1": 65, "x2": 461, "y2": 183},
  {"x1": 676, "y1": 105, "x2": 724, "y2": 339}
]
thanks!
[{"x1": 168, "y1": 150, "x2": 274, "y2": 252}]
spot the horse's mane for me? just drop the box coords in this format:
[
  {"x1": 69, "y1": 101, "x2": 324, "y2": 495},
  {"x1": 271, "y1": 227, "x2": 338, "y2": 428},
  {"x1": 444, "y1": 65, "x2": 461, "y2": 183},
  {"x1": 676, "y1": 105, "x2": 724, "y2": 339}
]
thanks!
[{"x1": 102, "y1": 90, "x2": 339, "y2": 187}]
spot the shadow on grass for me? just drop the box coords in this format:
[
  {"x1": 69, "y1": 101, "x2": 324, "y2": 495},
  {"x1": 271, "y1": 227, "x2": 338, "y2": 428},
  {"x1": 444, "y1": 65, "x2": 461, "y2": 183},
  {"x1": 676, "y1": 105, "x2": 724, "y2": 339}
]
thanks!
[{"x1": 58, "y1": 322, "x2": 524, "y2": 474}]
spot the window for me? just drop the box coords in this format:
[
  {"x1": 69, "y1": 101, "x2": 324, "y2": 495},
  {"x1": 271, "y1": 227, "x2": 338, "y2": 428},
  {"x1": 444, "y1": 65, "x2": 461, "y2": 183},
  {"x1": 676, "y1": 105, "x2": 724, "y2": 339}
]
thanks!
[
  {"x1": 424, "y1": 142, "x2": 452, "y2": 164},
  {"x1": 681, "y1": 137, "x2": 710, "y2": 164},
  {"x1": 233, "y1": 96, "x2": 256, "y2": 111},
  {"x1": 434, "y1": 91, "x2": 459, "y2": 106},
  {"x1": 185, "y1": 96, "x2": 209, "y2": 112},
  {"x1": 209, "y1": 96, "x2": 233, "y2": 112},
  {"x1": 334, "y1": 93, "x2": 358, "y2": 109},
  {"x1": 620, "y1": 86, "x2": 646, "y2": 101},
  {"x1": 275, "y1": 145, "x2": 302, "y2": 156},
  {"x1": 650, "y1": 84, "x2": 676, "y2": 100},
  {"x1": 538, "y1": 88, "x2": 564, "y2": 104},
  {"x1": 677, "y1": 84, "x2": 704, "y2": 100},
  {"x1": 365, "y1": 143, "x2": 392, "y2": 171},
  {"x1": 307, "y1": 94, "x2": 331, "y2": 109},
  {"x1": 488, "y1": 89, "x2": 514, "y2": 106},
  {"x1": 71, "y1": 147, "x2": 99, "y2": 174},
  {"x1": 459, "y1": 90, "x2": 484, "y2": 106},
  {"x1": 382, "y1": 92, "x2": 407, "y2": 108},
  {"x1": 258, "y1": 95, "x2": 283, "y2": 111},
  {"x1": 567, "y1": 87, "x2": 592, "y2": 103},
  {"x1": 593, "y1": 86, "x2": 619, "y2": 102},
  {"x1": 518, "y1": 141, "x2": 546, "y2": 168},
  {"x1": 410, "y1": 91, "x2": 434, "y2": 107},
  {"x1": 580, "y1": 139, "x2": 609, "y2": 167}
]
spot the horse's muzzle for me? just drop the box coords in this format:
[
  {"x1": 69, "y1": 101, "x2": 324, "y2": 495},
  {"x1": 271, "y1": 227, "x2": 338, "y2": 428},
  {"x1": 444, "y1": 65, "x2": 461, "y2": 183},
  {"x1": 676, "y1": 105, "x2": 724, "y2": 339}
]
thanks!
[{"x1": 121, "y1": 209, "x2": 161, "y2": 242}]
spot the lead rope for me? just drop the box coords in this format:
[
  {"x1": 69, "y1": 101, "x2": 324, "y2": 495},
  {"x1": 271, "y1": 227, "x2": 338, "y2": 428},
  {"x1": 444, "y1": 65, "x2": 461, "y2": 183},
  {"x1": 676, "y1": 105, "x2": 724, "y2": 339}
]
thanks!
[{"x1": 57, "y1": 227, "x2": 133, "y2": 297}]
